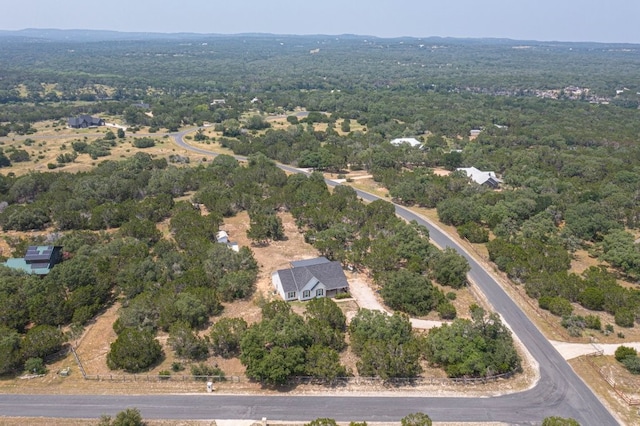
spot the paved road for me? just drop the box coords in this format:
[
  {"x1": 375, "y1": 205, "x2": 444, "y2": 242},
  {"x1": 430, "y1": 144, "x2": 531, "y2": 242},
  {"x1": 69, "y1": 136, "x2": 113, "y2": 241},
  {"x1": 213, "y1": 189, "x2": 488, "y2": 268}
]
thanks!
[{"x1": 0, "y1": 131, "x2": 619, "y2": 425}]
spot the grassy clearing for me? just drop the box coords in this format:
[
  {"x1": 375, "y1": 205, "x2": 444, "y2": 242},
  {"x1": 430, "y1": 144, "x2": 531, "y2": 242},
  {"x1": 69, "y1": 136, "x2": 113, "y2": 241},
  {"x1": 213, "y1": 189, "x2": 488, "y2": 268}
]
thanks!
[{"x1": 0, "y1": 122, "x2": 206, "y2": 177}]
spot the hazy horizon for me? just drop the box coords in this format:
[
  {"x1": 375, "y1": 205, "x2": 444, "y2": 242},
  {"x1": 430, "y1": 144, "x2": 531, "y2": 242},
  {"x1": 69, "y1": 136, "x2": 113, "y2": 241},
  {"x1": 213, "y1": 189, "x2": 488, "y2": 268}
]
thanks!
[{"x1": 2, "y1": 1, "x2": 640, "y2": 44}]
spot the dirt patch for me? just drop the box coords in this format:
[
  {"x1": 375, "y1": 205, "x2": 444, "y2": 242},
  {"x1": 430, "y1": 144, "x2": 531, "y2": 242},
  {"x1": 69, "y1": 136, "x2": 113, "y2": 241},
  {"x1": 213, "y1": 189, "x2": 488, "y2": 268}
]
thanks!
[
  {"x1": 589, "y1": 355, "x2": 640, "y2": 399},
  {"x1": 74, "y1": 302, "x2": 120, "y2": 375},
  {"x1": 431, "y1": 168, "x2": 452, "y2": 177},
  {"x1": 570, "y1": 356, "x2": 640, "y2": 426}
]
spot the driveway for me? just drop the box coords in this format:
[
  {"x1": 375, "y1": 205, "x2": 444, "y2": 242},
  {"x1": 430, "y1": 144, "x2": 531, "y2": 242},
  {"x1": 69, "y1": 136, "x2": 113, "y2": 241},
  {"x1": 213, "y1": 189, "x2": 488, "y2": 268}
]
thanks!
[
  {"x1": 551, "y1": 340, "x2": 640, "y2": 360},
  {"x1": 348, "y1": 275, "x2": 444, "y2": 330}
]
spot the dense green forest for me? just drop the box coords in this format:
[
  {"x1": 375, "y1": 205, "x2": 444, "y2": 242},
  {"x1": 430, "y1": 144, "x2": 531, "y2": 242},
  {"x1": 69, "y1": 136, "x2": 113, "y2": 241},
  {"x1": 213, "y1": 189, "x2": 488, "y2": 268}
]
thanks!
[{"x1": 0, "y1": 31, "x2": 638, "y2": 379}]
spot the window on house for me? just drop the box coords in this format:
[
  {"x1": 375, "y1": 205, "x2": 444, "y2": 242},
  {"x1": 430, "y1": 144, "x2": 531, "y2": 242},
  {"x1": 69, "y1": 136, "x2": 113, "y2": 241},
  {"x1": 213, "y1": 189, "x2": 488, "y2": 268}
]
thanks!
[
  {"x1": 316, "y1": 288, "x2": 324, "y2": 297},
  {"x1": 303, "y1": 290, "x2": 310, "y2": 299},
  {"x1": 287, "y1": 291, "x2": 296, "y2": 299}
]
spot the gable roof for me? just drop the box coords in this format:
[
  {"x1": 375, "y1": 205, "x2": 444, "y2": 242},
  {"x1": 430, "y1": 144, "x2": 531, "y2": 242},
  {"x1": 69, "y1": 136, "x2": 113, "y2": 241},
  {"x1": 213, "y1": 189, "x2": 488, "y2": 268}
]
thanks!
[
  {"x1": 275, "y1": 258, "x2": 348, "y2": 294},
  {"x1": 390, "y1": 137, "x2": 421, "y2": 147},
  {"x1": 3, "y1": 245, "x2": 62, "y2": 275},
  {"x1": 290, "y1": 257, "x2": 330, "y2": 268},
  {"x1": 68, "y1": 115, "x2": 104, "y2": 128},
  {"x1": 456, "y1": 167, "x2": 502, "y2": 186}
]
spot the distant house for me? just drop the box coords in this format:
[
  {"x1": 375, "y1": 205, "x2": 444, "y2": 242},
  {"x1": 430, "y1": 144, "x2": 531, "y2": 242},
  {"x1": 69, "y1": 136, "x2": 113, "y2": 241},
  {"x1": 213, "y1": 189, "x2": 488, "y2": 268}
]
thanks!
[
  {"x1": 457, "y1": 167, "x2": 502, "y2": 188},
  {"x1": 211, "y1": 99, "x2": 226, "y2": 105},
  {"x1": 68, "y1": 115, "x2": 105, "y2": 128},
  {"x1": 3, "y1": 245, "x2": 63, "y2": 275},
  {"x1": 390, "y1": 137, "x2": 422, "y2": 148},
  {"x1": 131, "y1": 102, "x2": 150, "y2": 109},
  {"x1": 272, "y1": 257, "x2": 349, "y2": 302}
]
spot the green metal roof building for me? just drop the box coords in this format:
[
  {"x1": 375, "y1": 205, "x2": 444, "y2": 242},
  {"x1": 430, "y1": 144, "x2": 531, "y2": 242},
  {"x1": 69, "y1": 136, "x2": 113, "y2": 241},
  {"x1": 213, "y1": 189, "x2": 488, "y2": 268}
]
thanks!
[{"x1": 3, "y1": 245, "x2": 63, "y2": 275}]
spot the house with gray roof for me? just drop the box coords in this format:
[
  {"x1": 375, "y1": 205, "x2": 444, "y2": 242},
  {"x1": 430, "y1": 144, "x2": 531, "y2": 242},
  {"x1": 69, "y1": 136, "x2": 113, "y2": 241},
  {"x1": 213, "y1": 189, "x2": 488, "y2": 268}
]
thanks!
[
  {"x1": 456, "y1": 167, "x2": 502, "y2": 189},
  {"x1": 272, "y1": 257, "x2": 349, "y2": 302},
  {"x1": 68, "y1": 115, "x2": 105, "y2": 128},
  {"x1": 3, "y1": 245, "x2": 63, "y2": 275}
]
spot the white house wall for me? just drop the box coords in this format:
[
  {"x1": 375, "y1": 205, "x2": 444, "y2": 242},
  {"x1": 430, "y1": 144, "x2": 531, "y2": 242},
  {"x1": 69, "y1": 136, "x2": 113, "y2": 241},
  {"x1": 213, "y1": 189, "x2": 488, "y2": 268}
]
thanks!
[{"x1": 271, "y1": 272, "x2": 285, "y2": 299}]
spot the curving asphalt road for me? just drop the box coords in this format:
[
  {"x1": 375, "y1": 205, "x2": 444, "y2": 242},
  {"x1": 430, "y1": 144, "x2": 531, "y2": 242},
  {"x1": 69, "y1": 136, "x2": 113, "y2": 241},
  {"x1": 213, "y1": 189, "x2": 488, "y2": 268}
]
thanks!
[{"x1": 0, "y1": 131, "x2": 619, "y2": 425}]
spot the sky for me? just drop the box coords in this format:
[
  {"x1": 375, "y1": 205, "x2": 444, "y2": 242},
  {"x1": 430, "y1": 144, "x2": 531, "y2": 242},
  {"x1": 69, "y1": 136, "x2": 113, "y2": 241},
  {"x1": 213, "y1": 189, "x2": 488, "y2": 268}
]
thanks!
[{"x1": 3, "y1": 0, "x2": 640, "y2": 44}]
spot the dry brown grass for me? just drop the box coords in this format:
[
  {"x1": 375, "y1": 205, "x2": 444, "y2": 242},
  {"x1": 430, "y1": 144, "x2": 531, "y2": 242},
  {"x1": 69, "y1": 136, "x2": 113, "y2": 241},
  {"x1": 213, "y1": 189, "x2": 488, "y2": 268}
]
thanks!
[
  {"x1": 0, "y1": 122, "x2": 206, "y2": 177},
  {"x1": 570, "y1": 356, "x2": 640, "y2": 426}
]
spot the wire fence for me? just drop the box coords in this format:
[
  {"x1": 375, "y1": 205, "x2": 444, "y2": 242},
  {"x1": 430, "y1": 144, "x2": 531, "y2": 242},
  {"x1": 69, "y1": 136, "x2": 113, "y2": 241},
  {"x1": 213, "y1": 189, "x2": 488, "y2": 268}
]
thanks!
[{"x1": 80, "y1": 370, "x2": 516, "y2": 387}]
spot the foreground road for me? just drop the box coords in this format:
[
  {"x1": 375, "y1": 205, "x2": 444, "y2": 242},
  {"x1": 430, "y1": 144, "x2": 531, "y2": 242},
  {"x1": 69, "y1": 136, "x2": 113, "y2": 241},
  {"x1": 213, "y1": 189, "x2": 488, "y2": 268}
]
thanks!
[{"x1": 0, "y1": 133, "x2": 618, "y2": 425}]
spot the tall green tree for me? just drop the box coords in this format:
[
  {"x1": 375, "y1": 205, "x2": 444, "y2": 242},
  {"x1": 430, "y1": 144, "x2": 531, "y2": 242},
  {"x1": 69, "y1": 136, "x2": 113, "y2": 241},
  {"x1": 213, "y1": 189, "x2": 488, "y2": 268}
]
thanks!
[{"x1": 106, "y1": 328, "x2": 163, "y2": 373}]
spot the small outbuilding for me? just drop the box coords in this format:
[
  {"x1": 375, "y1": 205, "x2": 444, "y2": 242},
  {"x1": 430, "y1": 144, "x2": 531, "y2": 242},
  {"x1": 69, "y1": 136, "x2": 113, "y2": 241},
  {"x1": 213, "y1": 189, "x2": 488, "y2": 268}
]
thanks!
[{"x1": 216, "y1": 230, "x2": 239, "y2": 252}]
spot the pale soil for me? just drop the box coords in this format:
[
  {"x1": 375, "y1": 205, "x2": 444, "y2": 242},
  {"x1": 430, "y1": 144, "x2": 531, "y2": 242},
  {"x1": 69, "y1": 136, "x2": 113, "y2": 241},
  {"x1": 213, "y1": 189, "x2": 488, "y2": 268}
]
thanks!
[
  {"x1": 551, "y1": 340, "x2": 640, "y2": 360},
  {"x1": 570, "y1": 357, "x2": 640, "y2": 426},
  {"x1": 588, "y1": 355, "x2": 640, "y2": 399}
]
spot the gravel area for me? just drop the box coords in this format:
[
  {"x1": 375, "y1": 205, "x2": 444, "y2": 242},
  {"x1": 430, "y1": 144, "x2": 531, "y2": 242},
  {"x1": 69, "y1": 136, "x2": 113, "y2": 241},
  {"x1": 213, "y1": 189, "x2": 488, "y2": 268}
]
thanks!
[
  {"x1": 347, "y1": 274, "x2": 445, "y2": 330},
  {"x1": 551, "y1": 340, "x2": 640, "y2": 360}
]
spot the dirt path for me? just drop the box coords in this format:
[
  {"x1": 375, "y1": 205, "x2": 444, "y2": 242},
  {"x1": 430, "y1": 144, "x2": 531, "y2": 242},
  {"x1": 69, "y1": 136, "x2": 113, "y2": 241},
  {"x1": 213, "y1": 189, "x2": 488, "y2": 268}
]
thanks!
[
  {"x1": 551, "y1": 340, "x2": 640, "y2": 360},
  {"x1": 74, "y1": 302, "x2": 120, "y2": 375}
]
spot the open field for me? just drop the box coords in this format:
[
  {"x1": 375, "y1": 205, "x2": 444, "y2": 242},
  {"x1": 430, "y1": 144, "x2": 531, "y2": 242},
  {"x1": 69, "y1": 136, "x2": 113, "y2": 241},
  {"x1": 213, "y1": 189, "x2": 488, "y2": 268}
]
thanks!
[{"x1": 0, "y1": 121, "x2": 207, "y2": 177}]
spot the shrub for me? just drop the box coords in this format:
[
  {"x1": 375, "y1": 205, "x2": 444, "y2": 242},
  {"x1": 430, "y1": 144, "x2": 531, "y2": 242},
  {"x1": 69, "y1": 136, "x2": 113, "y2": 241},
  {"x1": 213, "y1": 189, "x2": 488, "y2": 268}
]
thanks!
[
  {"x1": 190, "y1": 363, "x2": 225, "y2": 381},
  {"x1": 541, "y1": 417, "x2": 580, "y2": 426},
  {"x1": 578, "y1": 287, "x2": 605, "y2": 311},
  {"x1": 457, "y1": 222, "x2": 489, "y2": 243},
  {"x1": 133, "y1": 137, "x2": 155, "y2": 148},
  {"x1": 401, "y1": 412, "x2": 432, "y2": 426},
  {"x1": 584, "y1": 315, "x2": 601, "y2": 330},
  {"x1": 561, "y1": 315, "x2": 585, "y2": 337},
  {"x1": 621, "y1": 355, "x2": 640, "y2": 374},
  {"x1": 158, "y1": 370, "x2": 171, "y2": 380},
  {"x1": 614, "y1": 308, "x2": 635, "y2": 328},
  {"x1": 538, "y1": 295, "x2": 552, "y2": 310},
  {"x1": 305, "y1": 419, "x2": 338, "y2": 426},
  {"x1": 334, "y1": 292, "x2": 351, "y2": 300},
  {"x1": 446, "y1": 291, "x2": 457, "y2": 300},
  {"x1": 106, "y1": 328, "x2": 163, "y2": 373},
  {"x1": 24, "y1": 357, "x2": 47, "y2": 375},
  {"x1": 71, "y1": 140, "x2": 88, "y2": 153},
  {"x1": 171, "y1": 362, "x2": 185, "y2": 372},
  {"x1": 21, "y1": 325, "x2": 65, "y2": 360},
  {"x1": 100, "y1": 408, "x2": 145, "y2": 426},
  {"x1": 9, "y1": 149, "x2": 30, "y2": 162},
  {"x1": 614, "y1": 345, "x2": 638, "y2": 362},
  {"x1": 548, "y1": 297, "x2": 573, "y2": 317},
  {"x1": 209, "y1": 318, "x2": 248, "y2": 358},
  {"x1": 437, "y1": 302, "x2": 457, "y2": 320}
]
